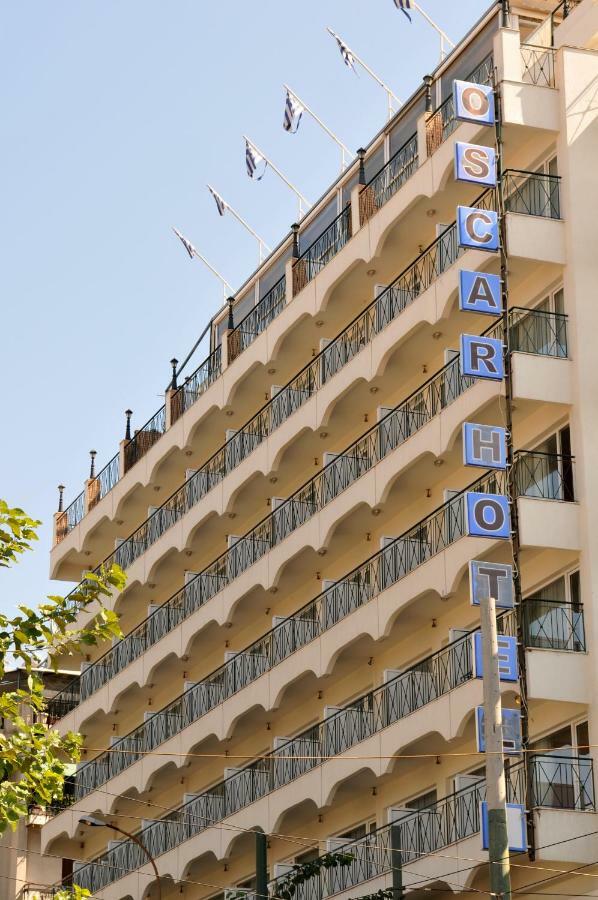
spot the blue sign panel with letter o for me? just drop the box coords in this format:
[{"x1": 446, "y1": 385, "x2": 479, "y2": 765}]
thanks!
[
  {"x1": 453, "y1": 80, "x2": 495, "y2": 125},
  {"x1": 466, "y1": 491, "x2": 511, "y2": 540},
  {"x1": 460, "y1": 334, "x2": 504, "y2": 381},
  {"x1": 459, "y1": 270, "x2": 501, "y2": 316},
  {"x1": 457, "y1": 206, "x2": 499, "y2": 252},
  {"x1": 455, "y1": 142, "x2": 497, "y2": 187}
]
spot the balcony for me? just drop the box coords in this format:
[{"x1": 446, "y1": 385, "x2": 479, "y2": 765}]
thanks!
[
  {"x1": 268, "y1": 756, "x2": 594, "y2": 900},
  {"x1": 46, "y1": 448, "x2": 577, "y2": 815},
  {"x1": 292, "y1": 206, "x2": 352, "y2": 296},
  {"x1": 47, "y1": 305, "x2": 569, "y2": 722},
  {"x1": 425, "y1": 54, "x2": 493, "y2": 157},
  {"x1": 61, "y1": 738, "x2": 594, "y2": 895}
]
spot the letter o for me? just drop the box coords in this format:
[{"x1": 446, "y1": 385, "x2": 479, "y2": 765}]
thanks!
[
  {"x1": 462, "y1": 86, "x2": 490, "y2": 118},
  {"x1": 473, "y1": 498, "x2": 505, "y2": 532}
]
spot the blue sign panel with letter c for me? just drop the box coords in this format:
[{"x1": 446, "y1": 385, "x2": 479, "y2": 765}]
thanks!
[{"x1": 457, "y1": 206, "x2": 499, "y2": 251}]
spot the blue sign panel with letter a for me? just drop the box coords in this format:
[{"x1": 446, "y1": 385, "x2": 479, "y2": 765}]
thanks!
[
  {"x1": 481, "y1": 802, "x2": 527, "y2": 852},
  {"x1": 466, "y1": 491, "x2": 511, "y2": 539},
  {"x1": 463, "y1": 422, "x2": 507, "y2": 469},
  {"x1": 453, "y1": 80, "x2": 495, "y2": 126},
  {"x1": 476, "y1": 706, "x2": 522, "y2": 754},
  {"x1": 473, "y1": 632, "x2": 518, "y2": 681},
  {"x1": 469, "y1": 560, "x2": 514, "y2": 609},
  {"x1": 459, "y1": 270, "x2": 501, "y2": 316},
  {"x1": 460, "y1": 334, "x2": 504, "y2": 381},
  {"x1": 457, "y1": 206, "x2": 499, "y2": 252},
  {"x1": 455, "y1": 142, "x2": 497, "y2": 187}
]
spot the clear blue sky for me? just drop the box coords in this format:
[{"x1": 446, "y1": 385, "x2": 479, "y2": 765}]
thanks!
[{"x1": 0, "y1": 0, "x2": 489, "y2": 616}]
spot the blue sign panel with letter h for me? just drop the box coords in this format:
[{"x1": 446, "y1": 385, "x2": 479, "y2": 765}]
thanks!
[
  {"x1": 453, "y1": 80, "x2": 495, "y2": 125},
  {"x1": 459, "y1": 270, "x2": 502, "y2": 316},
  {"x1": 463, "y1": 422, "x2": 507, "y2": 469},
  {"x1": 455, "y1": 142, "x2": 497, "y2": 187},
  {"x1": 466, "y1": 491, "x2": 511, "y2": 539},
  {"x1": 457, "y1": 206, "x2": 499, "y2": 251},
  {"x1": 460, "y1": 334, "x2": 504, "y2": 381},
  {"x1": 473, "y1": 631, "x2": 518, "y2": 682}
]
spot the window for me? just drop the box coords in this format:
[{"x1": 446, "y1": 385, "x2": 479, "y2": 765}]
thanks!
[
  {"x1": 524, "y1": 569, "x2": 584, "y2": 650},
  {"x1": 530, "y1": 720, "x2": 594, "y2": 810},
  {"x1": 519, "y1": 425, "x2": 573, "y2": 501}
]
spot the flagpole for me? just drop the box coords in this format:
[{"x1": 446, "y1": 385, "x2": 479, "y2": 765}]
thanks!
[
  {"x1": 284, "y1": 84, "x2": 355, "y2": 172},
  {"x1": 326, "y1": 27, "x2": 403, "y2": 120},
  {"x1": 410, "y1": 1, "x2": 455, "y2": 62},
  {"x1": 207, "y1": 186, "x2": 271, "y2": 263},
  {"x1": 172, "y1": 228, "x2": 234, "y2": 300},
  {"x1": 244, "y1": 135, "x2": 312, "y2": 220}
]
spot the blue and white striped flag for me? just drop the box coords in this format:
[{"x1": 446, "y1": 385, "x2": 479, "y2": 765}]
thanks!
[
  {"x1": 172, "y1": 227, "x2": 197, "y2": 260},
  {"x1": 283, "y1": 90, "x2": 304, "y2": 134},
  {"x1": 329, "y1": 29, "x2": 357, "y2": 73},
  {"x1": 208, "y1": 185, "x2": 227, "y2": 216},
  {"x1": 393, "y1": 0, "x2": 412, "y2": 20},
  {"x1": 245, "y1": 140, "x2": 267, "y2": 180}
]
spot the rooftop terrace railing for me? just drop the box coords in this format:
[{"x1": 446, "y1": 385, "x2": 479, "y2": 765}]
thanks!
[
  {"x1": 123, "y1": 405, "x2": 166, "y2": 473},
  {"x1": 170, "y1": 343, "x2": 223, "y2": 425},
  {"x1": 51, "y1": 450, "x2": 575, "y2": 802},
  {"x1": 426, "y1": 53, "x2": 494, "y2": 156},
  {"x1": 266, "y1": 755, "x2": 593, "y2": 900},
  {"x1": 47, "y1": 305, "x2": 569, "y2": 720},
  {"x1": 293, "y1": 205, "x2": 352, "y2": 295},
  {"x1": 227, "y1": 277, "x2": 287, "y2": 365},
  {"x1": 359, "y1": 133, "x2": 419, "y2": 225},
  {"x1": 63, "y1": 738, "x2": 593, "y2": 894}
]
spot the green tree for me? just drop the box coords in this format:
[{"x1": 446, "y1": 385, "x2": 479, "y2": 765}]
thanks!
[{"x1": 0, "y1": 499, "x2": 125, "y2": 898}]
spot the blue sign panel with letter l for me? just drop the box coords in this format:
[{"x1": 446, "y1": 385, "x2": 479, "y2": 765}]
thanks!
[
  {"x1": 459, "y1": 270, "x2": 501, "y2": 316},
  {"x1": 463, "y1": 423, "x2": 507, "y2": 469},
  {"x1": 481, "y1": 802, "x2": 526, "y2": 852},
  {"x1": 460, "y1": 334, "x2": 504, "y2": 381},
  {"x1": 476, "y1": 706, "x2": 522, "y2": 754},
  {"x1": 457, "y1": 206, "x2": 499, "y2": 251},
  {"x1": 466, "y1": 491, "x2": 511, "y2": 540},
  {"x1": 473, "y1": 632, "x2": 518, "y2": 681},
  {"x1": 453, "y1": 80, "x2": 495, "y2": 125},
  {"x1": 455, "y1": 142, "x2": 497, "y2": 187},
  {"x1": 469, "y1": 560, "x2": 514, "y2": 609}
]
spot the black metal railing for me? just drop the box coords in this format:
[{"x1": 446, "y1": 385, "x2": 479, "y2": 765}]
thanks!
[
  {"x1": 54, "y1": 451, "x2": 575, "y2": 800},
  {"x1": 171, "y1": 344, "x2": 223, "y2": 424},
  {"x1": 55, "y1": 492, "x2": 85, "y2": 543},
  {"x1": 266, "y1": 756, "x2": 592, "y2": 900},
  {"x1": 359, "y1": 133, "x2": 419, "y2": 224},
  {"x1": 426, "y1": 54, "x2": 494, "y2": 156},
  {"x1": 293, "y1": 206, "x2": 352, "y2": 294},
  {"x1": 63, "y1": 742, "x2": 593, "y2": 895},
  {"x1": 123, "y1": 405, "x2": 167, "y2": 473},
  {"x1": 523, "y1": 599, "x2": 585, "y2": 652},
  {"x1": 47, "y1": 305, "x2": 569, "y2": 720},
  {"x1": 513, "y1": 449, "x2": 575, "y2": 502},
  {"x1": 521, "y1": 45, "x2": 556, "y2": 87},
  {"x1": 503, "y1": 170, "x2": 560, "y2": 218},
  {"x1": 228, "y1": 278, "x2": 287, "y2": 364}
]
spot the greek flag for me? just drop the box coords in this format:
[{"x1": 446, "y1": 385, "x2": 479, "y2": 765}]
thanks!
[
  {"x1": 208, "y1": 185, "x2": 227, "y2": 216},
  {"x1": 172, "y1": 227, "x2": 197, "y2": 260},
  {"x1": 393, "y1": 0, "x2": 412, "y2": 20},
  {"x1": 283, "y1": 90, "x2": 304, "y2": 134},
  {"x1": 329, "y1": 29, "x2": 356, "y2": 73},
  {"x1": 246, "y1": 140, "x2": 267, "y2": 180}
]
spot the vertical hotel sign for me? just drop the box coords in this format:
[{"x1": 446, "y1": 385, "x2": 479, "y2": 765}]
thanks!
[{"x1": 453, "y1": 77, "x2": 526, "y2": 850}]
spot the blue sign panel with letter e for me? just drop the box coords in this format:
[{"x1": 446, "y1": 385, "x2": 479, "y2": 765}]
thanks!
[
  {"x1": 476, "y1": 706, "x2": 522, "y2": 754},
  {"x1": 459, "y1": 270, "x2": 501, "y2": 316},
  {"x1": 460, "y1": 334, "x2": 504, "y2": 380},
  {"x1": 463, "y1": 423, "x2": 507, "y2": 469},
  {"x1": 457, "y1": 206, "x2": 499, "y2": 252},
  {"x1": 481, "y1": 802, "x2": 526, "y2": 852},
  {"x1": 453, "y1": 80, "x2": 495, "y2": 125},
  {"x1": 469, "y1": 560, "x2": 514, "y2": 609},
  {"x1": 466, "y1": 492, "x2": 511, "y2": 539},
  {"x1": 455, "y1": 142, "x2": 497, "y2": 187},
  {"x1": 473, "y1": 632, "x2": 518, "y2": 681}
]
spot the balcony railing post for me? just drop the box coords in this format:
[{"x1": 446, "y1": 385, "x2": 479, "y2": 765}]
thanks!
[
  {"x1": 53, "y1": 484, "x2": 67, "y2": 545},
  {"x1": 84, "y1": 450, "x2": 100, "y2": 514}
]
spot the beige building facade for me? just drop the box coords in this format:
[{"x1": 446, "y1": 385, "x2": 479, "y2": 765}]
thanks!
[{"x1": 17, "y1": 1, "x2": 598, "y2": 898}]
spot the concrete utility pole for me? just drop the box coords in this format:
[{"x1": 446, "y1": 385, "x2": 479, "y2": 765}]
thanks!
[
  {"x1": 480, "y1": 595, "x2": 512, "y2": 900},
  {"x1": 255, "y1": 830, "x2": 268, "y2": 900}
]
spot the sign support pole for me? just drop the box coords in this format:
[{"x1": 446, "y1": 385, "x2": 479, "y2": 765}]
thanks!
[
  {"x1": 494, "y1": 72, "x2": 535, "y2": 860},
  {"x1": 480, "y1": 595, "x2": 512, "y2": 900}
]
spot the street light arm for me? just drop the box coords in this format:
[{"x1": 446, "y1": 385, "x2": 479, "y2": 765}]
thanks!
[{"x1": 109, "y1": 823, "x2": 162, "y2": 900}]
